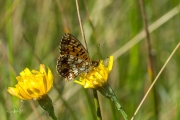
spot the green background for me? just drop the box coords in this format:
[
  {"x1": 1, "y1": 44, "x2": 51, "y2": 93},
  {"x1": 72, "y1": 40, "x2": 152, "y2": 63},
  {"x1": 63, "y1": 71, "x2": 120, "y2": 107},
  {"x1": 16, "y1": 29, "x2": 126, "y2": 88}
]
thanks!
[{"x1": 0, "y1": 0, "x2": 180, "y2": 120}]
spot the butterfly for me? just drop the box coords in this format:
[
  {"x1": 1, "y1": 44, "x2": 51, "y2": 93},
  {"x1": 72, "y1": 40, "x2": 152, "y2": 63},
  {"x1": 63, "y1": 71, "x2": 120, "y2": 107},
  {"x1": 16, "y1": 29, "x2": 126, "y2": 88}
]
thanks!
[{"x1": 56, "y1": 33, "x2": 99, "y2": 81}]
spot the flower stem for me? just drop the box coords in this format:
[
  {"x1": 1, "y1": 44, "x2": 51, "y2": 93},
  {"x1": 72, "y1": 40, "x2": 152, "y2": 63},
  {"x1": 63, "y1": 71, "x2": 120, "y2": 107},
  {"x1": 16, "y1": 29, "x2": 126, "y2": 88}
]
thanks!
[
  {"x1": 37, "y1": 95, "x2": 57, "y2": 120},
  {"x1": 98, "y1": 83, "x2": 128, "y2": 120},
  {"x1": 92, "y1": 90, "x2": 102, "y2": 120}
]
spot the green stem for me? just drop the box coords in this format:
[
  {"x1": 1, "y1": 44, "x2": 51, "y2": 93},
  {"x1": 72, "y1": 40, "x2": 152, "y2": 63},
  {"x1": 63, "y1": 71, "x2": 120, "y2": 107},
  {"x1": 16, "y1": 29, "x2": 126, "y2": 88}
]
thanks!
[
  {"x1": 37, "y1": 95, "x2": 57, "y2": 120},
  {"x1": 139, "y1": 0, "x2": 158, "y2": 119},
  {"x1": 98, "y1": 83, "x2": 128, "y2": 120},
  {"x1": 92, "y1": 89, "x2": 102, "y2": 120},
  {"x1": 83, "y1": 89, "x2": 96, "y2": 120}
]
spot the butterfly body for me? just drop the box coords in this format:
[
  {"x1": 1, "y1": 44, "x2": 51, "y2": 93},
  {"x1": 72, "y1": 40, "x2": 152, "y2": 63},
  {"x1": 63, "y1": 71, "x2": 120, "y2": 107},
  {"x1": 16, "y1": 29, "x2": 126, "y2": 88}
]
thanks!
[{"x1": 56, "y1": 33, "x2": 98, "y2": 81}]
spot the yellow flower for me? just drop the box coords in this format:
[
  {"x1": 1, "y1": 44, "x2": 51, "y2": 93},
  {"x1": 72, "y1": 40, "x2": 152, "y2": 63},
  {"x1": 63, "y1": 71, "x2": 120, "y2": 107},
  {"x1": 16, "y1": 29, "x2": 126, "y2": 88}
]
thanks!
[
  {"x1": 7, "y1": 64, "x2": 53, "y2": 100},
  {"x1": 74, "y1": 56, "x2": 128, "y2": 120},
  {"x1": 74, "y1": 56, "x2": 113, "y2": 89}
]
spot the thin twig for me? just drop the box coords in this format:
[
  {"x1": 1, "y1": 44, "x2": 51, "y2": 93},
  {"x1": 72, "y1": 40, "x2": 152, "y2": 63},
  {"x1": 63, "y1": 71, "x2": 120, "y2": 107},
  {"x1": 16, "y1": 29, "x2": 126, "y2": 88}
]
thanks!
[
  {"x1": 75, "y1": 1, "x2": 102, "y2": 120},
  {"x1": 113, "y1": 4, "x2": 180, "y2": 60},
  {"x1": 93, "y1": 90, "x2": 102, "y2": 120},
  {"x1": 83, "y1": 0, "x2": 102, "y2": 59},
  {"x1": 131, "y1": 42, "x2": 180, "y2": 120},
  {"x1": 75, "y1": 0, "x2": 88, "y2": 52},
  {"x1": 139, "y1": 0, "x2": 158, "y2": 119}
]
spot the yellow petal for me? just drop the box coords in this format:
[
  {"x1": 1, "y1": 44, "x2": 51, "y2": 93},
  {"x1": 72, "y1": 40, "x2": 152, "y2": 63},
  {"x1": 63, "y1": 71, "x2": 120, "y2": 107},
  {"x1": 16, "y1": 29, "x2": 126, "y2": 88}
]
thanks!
[
  {"x1": 7, "y1": 87, "x2": 28, "y2": 100},
  {"x1": 74, "y1": 56, "x2": 114, "y2": 89},
  {"x1": 20, "y1": 68, "x2": 32, "y2": 77},
  {"x1": 7, "y1": 64, "x2": 54, "y2": 100},
  {"x1": 46, "y1": 67, "x2": 53, "y2": 92},
  {"x1": 108, "y1": 56, "x2": 113, "y2": 71},
  {"x1": 39, "y1": 64, "x2": 46, "y2": 74}
]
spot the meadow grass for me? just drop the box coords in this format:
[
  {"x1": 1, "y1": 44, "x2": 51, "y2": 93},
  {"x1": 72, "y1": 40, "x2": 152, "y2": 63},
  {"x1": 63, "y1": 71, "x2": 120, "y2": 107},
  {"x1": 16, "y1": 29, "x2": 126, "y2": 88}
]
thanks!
[{"x1": 0, "y1": 0, "x2": 180, "y2": 120}]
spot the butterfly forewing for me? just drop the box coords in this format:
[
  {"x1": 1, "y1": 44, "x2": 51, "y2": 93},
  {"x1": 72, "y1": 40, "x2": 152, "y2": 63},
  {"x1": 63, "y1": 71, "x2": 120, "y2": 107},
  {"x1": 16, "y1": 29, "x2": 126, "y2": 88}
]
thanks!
[
  {"x1": 56, "y1": 33, "x2": 93, "y2": 80},
  {"x1": 60, "y1": 33, "x2": 91, "y2": 62}
]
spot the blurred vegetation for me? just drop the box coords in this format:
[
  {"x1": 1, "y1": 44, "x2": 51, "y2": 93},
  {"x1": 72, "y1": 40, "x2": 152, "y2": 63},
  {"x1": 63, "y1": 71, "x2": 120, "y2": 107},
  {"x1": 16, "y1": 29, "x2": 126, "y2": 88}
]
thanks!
[{"x1": 0, "y1": 0, "x2": 180, "y2": 120}]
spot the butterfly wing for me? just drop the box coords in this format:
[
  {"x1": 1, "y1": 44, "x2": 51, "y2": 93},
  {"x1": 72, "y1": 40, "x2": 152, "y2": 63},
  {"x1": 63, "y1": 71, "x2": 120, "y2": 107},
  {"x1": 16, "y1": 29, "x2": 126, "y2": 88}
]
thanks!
[{"x1": 56, "y1": 33, "x2": 92, "y2": 80}]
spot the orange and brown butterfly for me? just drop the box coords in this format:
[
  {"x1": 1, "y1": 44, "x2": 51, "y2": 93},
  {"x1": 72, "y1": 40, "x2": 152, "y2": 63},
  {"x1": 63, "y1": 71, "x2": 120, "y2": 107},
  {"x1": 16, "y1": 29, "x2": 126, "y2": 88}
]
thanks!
[{"x1": 56, "y1": 33, "x2": 99, "y2": 81}]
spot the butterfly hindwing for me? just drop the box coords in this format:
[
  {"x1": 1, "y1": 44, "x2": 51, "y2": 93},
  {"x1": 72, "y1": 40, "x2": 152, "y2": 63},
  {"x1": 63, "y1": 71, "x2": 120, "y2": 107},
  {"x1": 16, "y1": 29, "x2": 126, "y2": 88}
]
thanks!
[{"x1": 56, "y1": 33, "x2": 92, "y2": 80}]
